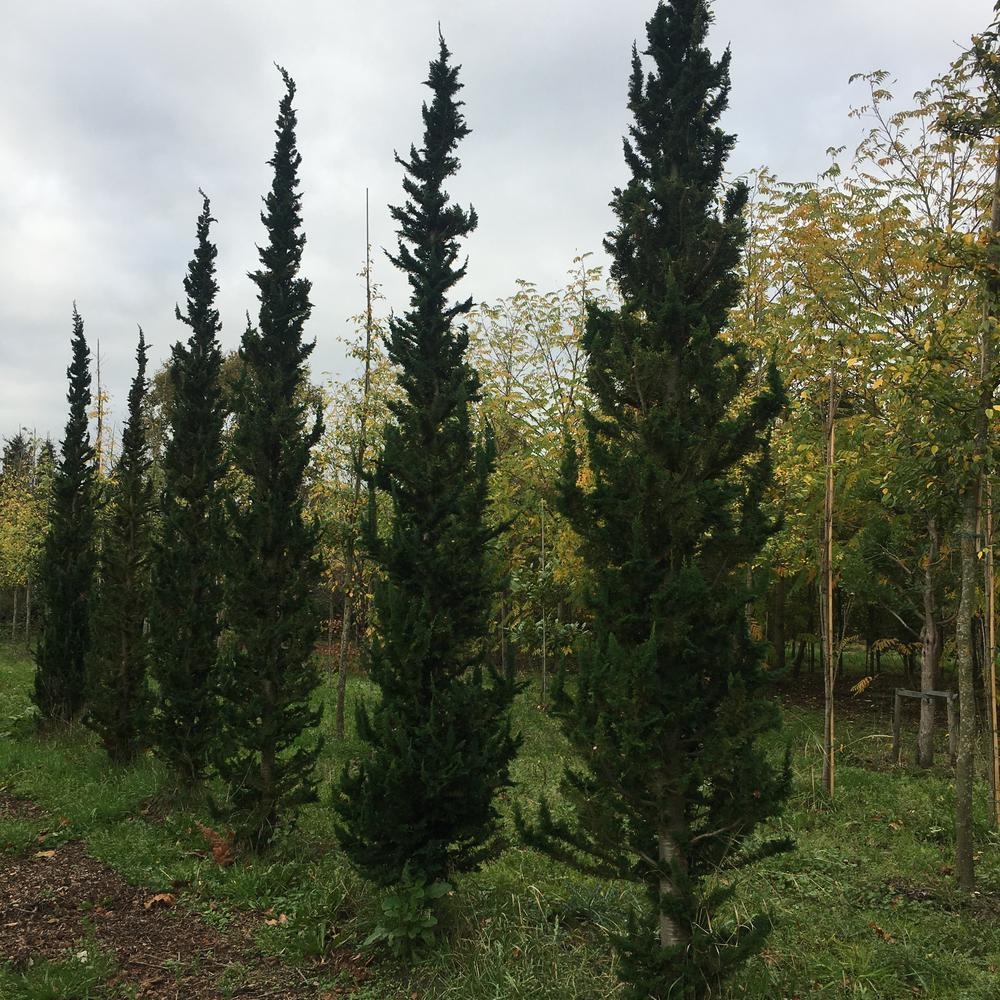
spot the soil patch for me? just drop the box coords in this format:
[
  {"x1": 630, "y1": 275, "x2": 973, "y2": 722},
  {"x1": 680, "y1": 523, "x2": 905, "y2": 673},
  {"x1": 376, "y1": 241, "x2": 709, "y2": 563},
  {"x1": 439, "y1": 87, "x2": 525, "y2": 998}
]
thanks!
[
  {"x1": 0, "y1": 789, "x2": 48, "y2": 822},
  {"x1": 0, "y1": 835, "x2": 368, "y2": 998},
  {"x1": 776, "y1": 670, "x2": 905, "y2": 721}
]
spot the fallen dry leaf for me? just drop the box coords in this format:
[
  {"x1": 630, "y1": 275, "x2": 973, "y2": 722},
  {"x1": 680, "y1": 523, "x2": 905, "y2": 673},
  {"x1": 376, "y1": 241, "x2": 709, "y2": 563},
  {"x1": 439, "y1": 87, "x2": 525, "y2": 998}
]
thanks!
[
  {"x1": 143, "y1": 892, "x2": 177, "y2": 910},
  {"x1": 194, "y1": 821, "x2": 235, "y2": 867},
  {"x1": 869, "y1": 922, "x2": 895, "y2": 943}
]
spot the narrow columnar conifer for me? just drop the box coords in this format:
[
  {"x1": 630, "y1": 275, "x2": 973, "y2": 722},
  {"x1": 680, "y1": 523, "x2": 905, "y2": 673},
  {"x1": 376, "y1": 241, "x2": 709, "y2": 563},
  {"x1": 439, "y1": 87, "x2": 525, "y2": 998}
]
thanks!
[
  {"x1": 33, "y1": 307, "x2": 96, "y2": 723},
  {"x1": 151, "y1": 193, "x2": 227, "y2": 783},
  {"x1": 335, "y1": 34, "x2": 519, "y2": 889},
  {"x1": 517, "y1": 3, "x2": 790, "y2": 996},
  {"x1": 216, "y1": 67, "x2": 324, "y2": 850},
  {"x1": 85, "y1": 331, "x2": 153, "y2": 763}
]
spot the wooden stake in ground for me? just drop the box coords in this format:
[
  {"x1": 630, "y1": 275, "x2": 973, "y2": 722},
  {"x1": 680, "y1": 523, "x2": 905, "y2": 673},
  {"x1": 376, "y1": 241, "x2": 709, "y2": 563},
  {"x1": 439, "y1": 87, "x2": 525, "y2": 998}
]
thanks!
[
  {"x1": 93, "y1": 341, "x2": 106, "y2": 478},
  {"x1": 918, "y1": 516, "x2": 943, "y2": 768},
  {"x1": 821, "y1": 356, "x2": 838, "y2": 798},
  {"x1": 335, "y1": 189, "x2": 375, "y2": 741},
  {"x1": 540, "y1": 498, "x2": 547, "y2": 706}
]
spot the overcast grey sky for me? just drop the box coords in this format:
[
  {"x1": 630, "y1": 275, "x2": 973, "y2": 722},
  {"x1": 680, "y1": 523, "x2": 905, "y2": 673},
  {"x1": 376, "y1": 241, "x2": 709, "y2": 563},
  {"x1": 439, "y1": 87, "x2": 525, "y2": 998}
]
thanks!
[{"x1": 0, "y1": 0, "x2": 989, "y2": 442}]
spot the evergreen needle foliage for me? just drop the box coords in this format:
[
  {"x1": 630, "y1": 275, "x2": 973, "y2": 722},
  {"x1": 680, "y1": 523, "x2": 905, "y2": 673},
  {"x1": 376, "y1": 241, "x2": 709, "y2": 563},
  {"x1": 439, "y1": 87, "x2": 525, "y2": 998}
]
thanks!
[
  {"x1": 151, "y1": 193, "x2": 227, "y2": 783},
  {"x1": 2, "y1": 433, "x2": 32, "y2": 483},
  {"x1": 216, "y1": 67, "x2": 324, "y2": 850},
  {"x1": 335, "y1": 33, "x2": 519, "y2": 888},
  {"x1": 33, "y1": 307, "x2": 97, "y2": 724},
  {"x1": 85, "y1": 331, "x2": 153, "y2": 763},
  {"x1": 517, "y1": 3, "x2": 790, "y2": 996}
]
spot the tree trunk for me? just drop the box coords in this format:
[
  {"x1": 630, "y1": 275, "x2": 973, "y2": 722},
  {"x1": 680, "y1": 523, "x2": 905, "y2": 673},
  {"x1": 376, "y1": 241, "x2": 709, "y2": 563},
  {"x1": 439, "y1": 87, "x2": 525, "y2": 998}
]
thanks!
[
  {"x1": 955, "y1": 486, "x2": 978, "y2": 890},
  {"x1": 500, "y1": 595, "x2": 512, "y2": 683},
  {"x1": 10, "y1": 587, "x2": 18, "y2": 643},
  {"x1": 657, "y1": 825, "x2": 687, "y2": 951},
  {"x1": 260, "y1": 742, "x2": 276, "y2": 847},
  {"x1": 24, "y1": 581, "x2": 32, "y2": 638},
  {"x1": 985, "y1": 479, "x2": 1000, "y2": 828},
  {"x1": 953, "y1": 141, "x2": 1000, "y2": 882},
  {"x1": 918, "y1": 517, "x2": 943, "y2": 768},
  {"x1": 792, "y1": 638, "x2": 806, "y2": 678},
  {"x1": 336, "y1": 553, "x2": 354, "y2": 741},
  {"x1": 771, "y1": 572, "x2": 787, "y2": 672}
]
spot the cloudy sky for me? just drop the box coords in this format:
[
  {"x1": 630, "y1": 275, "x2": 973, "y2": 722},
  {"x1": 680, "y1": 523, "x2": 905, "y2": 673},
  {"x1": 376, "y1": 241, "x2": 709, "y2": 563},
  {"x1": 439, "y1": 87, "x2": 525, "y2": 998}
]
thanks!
[{"x1": 0, "y1": 0, "x2": 989, "y2": 441}]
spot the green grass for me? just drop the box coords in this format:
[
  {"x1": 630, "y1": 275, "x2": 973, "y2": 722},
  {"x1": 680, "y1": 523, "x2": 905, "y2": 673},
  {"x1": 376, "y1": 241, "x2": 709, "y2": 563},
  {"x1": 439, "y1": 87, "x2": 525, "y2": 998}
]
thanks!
[
  {"x1": 1, "y1": 642, "x2": 999, "y2": 998},
  {"x1": 0, "y1": 944, "x2": 123, "y2": 1000}
]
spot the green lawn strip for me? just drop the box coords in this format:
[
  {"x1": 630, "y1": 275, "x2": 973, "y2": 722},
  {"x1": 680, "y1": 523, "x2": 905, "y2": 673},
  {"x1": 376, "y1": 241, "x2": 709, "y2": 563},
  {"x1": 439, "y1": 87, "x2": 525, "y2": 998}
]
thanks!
[
  {"x1": 730, "y1": 712, "x2": 1000, "y2": 998},
  {"x1": 4, "y1": 642, "x2": 1000, "y2": 998},
  {"x1": 0, "y1": 943, "x2": 123, "y2": 1000}
]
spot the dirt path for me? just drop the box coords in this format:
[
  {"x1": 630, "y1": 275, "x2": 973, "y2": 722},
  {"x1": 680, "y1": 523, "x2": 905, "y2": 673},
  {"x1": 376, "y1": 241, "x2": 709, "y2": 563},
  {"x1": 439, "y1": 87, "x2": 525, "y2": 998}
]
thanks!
[{"x1": 0, "y1": 795, "x2": 367, "y2": 999}]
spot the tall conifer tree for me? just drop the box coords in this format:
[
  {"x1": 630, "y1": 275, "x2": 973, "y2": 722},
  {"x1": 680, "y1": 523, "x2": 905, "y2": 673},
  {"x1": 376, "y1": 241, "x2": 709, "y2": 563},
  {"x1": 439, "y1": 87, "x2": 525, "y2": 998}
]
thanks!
[
  {"x1": 151, "y1": 193, "x2": 227, "y2": 783},
  {"x1": 85, "y1": 331, "x2": 153, "y2": 763},
  {"x1": 518, "y1": 3, "x2": 789, "y2": 996},
  {"x1": 34, "y1": 307, "x2": 96, "y2": 723},
  {"x1": 216, "y1": 68, "x2": 324, "y2": 849},
  {"x1": 335, "y1": 34, "x2": 518, "y2": 889}
]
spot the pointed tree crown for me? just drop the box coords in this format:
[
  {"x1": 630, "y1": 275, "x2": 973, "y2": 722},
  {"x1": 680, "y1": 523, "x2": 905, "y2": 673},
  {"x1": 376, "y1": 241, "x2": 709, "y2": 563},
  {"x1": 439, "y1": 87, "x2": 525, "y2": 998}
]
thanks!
[
  {"x1": 386, "y1": 34, "x2": 479, "y2": 410},
  {"x1": 606, "y1": 0, "x2": 746, "y2": 331}
]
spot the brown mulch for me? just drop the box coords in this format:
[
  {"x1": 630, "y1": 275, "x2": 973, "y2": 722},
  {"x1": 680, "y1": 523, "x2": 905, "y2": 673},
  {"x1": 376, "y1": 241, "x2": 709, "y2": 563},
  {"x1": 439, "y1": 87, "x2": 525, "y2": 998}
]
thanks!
[
  {"x1": 775, "y1": 670, "x2": 904, "y2": 721},
  {"x1": 0, "y1": 789, "x2": 48, "y2": 821},
  {"x1": 0, "y1": 795, "x2": 369, "y2": 999}
]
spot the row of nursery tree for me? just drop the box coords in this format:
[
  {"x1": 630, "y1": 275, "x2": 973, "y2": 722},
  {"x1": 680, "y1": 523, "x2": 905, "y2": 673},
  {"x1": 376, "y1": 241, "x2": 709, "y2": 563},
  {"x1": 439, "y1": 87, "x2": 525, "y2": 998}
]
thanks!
[{"x1": 6, "y1": 1, "x2": 1000, "y2": 996}]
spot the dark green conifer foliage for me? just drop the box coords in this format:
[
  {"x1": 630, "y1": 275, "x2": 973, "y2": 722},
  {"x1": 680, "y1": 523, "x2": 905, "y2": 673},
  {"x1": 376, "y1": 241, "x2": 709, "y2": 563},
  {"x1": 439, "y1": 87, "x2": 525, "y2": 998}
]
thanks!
[
  {"x1": 217, "y1": 68, "x2": 324, "y2": 850},
  {"x1": 33, "y1": 307, "x2": 97, "y2": 723},
  {"x1": 151, "y1": 193, "x2": 227, "y2": 783},
  {"x1": 2, "y1": 433, "x2": 32, "y2": 481},
  {"x1": 517, "y1": 3, "x2": 789, "y2": 996},
  {"x1": 335, "y1": 35, "x2": 519, "y2": 889},
  {"x1": 85, "y1": 331, "x2": 153, "y2": 763}
]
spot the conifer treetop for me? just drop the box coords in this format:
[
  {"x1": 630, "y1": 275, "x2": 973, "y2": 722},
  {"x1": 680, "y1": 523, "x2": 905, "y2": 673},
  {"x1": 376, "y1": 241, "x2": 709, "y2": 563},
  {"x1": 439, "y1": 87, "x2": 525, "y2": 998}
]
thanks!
[
  {"x1": 608, "y1": 0, "x2": 746, "y2": 327},
  {"x1": 63, "y1": 305, "x2": 94, "y2": 474},
  {"x1": 250, "y1": 65, "x2": 313, "y2": 361},
  {"x1": 387, "y1": 31, "x2": 479, "y2": 402},
  {"x1": 176, "y1": 192, "x2": 221, "y2": 342},
  {"x1": 120, "y1": 329, "x2": 150, "y2": 469}
]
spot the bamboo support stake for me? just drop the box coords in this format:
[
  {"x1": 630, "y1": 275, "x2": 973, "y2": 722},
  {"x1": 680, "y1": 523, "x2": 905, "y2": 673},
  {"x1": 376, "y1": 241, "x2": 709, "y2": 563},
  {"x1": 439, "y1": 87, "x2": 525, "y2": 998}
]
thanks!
[
  {"x1": 892, "y1": 690, "x2": 902, "y2": 765},
  {"x1": 335, "y1": 188, "x2": 375, "y2": 740},
  {"x1": 822, "y1": 359, "x2": 837, "y2": 798},
  {"x1": 540, "y1": 498, "x2": 547, "y2": 706}
]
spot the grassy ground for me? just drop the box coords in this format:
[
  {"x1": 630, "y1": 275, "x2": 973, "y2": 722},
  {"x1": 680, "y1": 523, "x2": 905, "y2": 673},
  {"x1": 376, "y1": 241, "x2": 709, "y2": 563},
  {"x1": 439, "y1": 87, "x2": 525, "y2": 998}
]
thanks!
[{"x1": 1, "y1": 642, "x2": 999, "y2": 998}]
